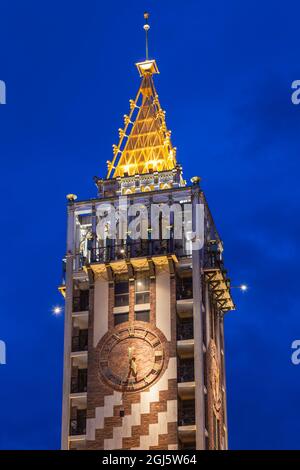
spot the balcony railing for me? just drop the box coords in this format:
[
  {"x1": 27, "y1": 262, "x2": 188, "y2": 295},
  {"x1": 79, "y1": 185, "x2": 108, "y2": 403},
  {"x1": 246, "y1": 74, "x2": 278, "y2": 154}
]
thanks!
[
  {"x1": 91, "y1": 240, "x2": 169, "y2": 263},
  {"x1": 178, "y1": 363, "x2": 195, "y2": 382},
  {"x1": 176, "y1": 280, "x2": 193, "y2": 300},
  {"x1": 70, "y1": 418, "x2": 86, "y2": 436},
  {"x1": 179, "y1": 399, "x2": 196, "y2": 426},
  {"x1": 71, "y1": 376, "x2": 87, "y2": 393},
  {"x1": 177, "y1": 321, "x2": 194, "y2": 340},
  {"x1": 73, "y1": 295, "x2": 89, "y2": 313},
  {"x1": 178, "y1": 413, "x2": 196, "y2": 426},
  {"x1": 89, "y1": 240, "x2": 190, "y2": 264},
  {"x1": 204, "y1": 251, "x2": 224, "y2": 270},
  {"x1": 72, "y1": 332, "x2": 88, "y2": 352}
]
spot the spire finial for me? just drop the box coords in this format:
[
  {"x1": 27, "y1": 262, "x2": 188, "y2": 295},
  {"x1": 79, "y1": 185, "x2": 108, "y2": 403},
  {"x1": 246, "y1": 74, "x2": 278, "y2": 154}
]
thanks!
[{"x1": 143, "y1": 12, "x2": 150, "y2": 60}]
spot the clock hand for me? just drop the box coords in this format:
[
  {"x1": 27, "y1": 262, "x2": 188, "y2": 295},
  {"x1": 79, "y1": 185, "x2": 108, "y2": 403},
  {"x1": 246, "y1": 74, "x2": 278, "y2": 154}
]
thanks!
[
  {"x1": 130, "y1": 357, "x2": 137, "y2": 377},
  {"x1": 128, "y1": 346, "x2": 134, "y2": 361},
  {"x1": 127, "y1": 347, "x2": 137, "y2": 377}
]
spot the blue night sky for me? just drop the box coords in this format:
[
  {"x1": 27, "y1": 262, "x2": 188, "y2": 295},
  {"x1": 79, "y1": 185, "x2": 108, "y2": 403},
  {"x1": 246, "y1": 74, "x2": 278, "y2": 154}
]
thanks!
[{"x1": 0, "y1": 0, "x2": 300, "y2": 450}]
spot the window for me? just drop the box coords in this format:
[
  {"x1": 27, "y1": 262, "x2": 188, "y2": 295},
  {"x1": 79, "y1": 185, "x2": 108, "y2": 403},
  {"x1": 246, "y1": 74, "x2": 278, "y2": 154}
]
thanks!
[
  {"x1": 178, "y1": 357, "x2": 194, "y2": 382},
  {"x1": 114, "y1": 278, "x2": 129, "y2": 307},
  {"x1": 114, "y1": 312, "x2": 129, "y2": 326},
  {"x1": 135, "y1": 274, "x2": 150, "y2": 304},
  {"x1": 73, "y1": 289, "x2": 89, "y2": 312},
  {"x1": 71, "y1": 368, "x2": 87, "y2": 393},
  {"x1": 72, "y1": 329, "x2": 88, "y2": 352},
  {"x1": 176, "y1": 275, "x2": 193, "y2": 300},
  {"x1": 135, "y1": 310, "x2": 150, "y2": 322},
  {"x1": 178, "y1": 399, "x2": 195, "y2": 426},
  {"x1": 78, "y1": 369, "x2": 87, "y2": 392},
  {"x1": 70, "y1": 409, "x2": 86, "y2": 436}
]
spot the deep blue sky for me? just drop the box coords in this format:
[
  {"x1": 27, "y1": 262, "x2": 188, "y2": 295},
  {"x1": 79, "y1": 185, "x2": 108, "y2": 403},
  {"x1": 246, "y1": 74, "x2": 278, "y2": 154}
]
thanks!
[{"x1": 0, "y1": 0, "x2": 300, "y2": 450}]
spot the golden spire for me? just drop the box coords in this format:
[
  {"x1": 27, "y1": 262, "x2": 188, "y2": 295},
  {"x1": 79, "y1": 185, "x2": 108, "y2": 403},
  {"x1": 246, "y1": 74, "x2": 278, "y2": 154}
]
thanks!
[
  {"x1": 106, "y1": 14, "x2": 177, "y2": 179},
  {"x1": 143, "y1": 12, "x2": 150, "y2": 61}
]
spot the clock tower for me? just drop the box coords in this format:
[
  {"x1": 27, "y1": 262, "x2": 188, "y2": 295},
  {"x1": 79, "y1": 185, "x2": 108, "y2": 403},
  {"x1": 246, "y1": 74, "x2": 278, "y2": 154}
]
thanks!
[{"x1": 60, "y1": 14, "x2": 235, "y2": 450}]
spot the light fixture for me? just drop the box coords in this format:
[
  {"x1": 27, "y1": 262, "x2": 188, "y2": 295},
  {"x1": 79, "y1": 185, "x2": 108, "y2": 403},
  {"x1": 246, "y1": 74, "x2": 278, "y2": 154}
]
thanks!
[
  {"x1": 231, "y1": 284, "x2": 249, "y2": 292},
  {"x1": 191, "y1": 176, "x2": 201, "y2": 185},
  {"x1": 240, "y1": 284, "x2": 248, "y2": 292},
  {"x1": 66, "y1": 194, "x2": 77, "y2": 202},
  {"x1": 52, "y1": 306, "x2": 63, "y2": 316}
]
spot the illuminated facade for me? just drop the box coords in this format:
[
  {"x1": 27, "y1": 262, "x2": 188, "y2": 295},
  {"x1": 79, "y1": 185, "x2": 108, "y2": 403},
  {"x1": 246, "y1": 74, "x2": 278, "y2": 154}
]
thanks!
[{"x1": 60, "y1": 17, "x2": 235, "y2": 450}]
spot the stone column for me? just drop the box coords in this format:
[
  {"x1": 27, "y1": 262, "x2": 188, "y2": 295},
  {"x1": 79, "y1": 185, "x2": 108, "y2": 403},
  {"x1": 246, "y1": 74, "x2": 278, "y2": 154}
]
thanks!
[
  {"x1": 61, "y1": 202, "x2": 75, "y2": 449},
  {"x1": 191, "y1": 184, "x2": 205, "y2": 450}
]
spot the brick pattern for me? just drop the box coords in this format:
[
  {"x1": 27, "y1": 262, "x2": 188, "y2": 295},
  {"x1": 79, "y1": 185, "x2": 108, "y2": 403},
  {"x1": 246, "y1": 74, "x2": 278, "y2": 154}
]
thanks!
[
  {"x1": 86, "y1": 376, "x2": 177, "y2": 449},
  {"x1": 82, "y1": 270, "x2": 178, "y2": 450}
]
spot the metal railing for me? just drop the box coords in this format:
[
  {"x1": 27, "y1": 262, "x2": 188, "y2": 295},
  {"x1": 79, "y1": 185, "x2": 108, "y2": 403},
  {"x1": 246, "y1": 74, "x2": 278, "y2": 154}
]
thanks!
[
  {"x1": 178, "y1": 363, "x2": 195, "y2": 382},
  {"x1": 204, "y1": 251, "x2": 224, "y2": 270},
  {"x1": 71, "y1": 376, "x2": 87, "y2": 394},
  {"x1": 177, "y1": 321, "x2": 194, "y2": 340},
  {"x1": 72, "y1": 332, "x2": 88, "y2": 352},
  {"x1": 91, "y1": 240, "x2": 170, "y2": 263},
  {"x1": 176, "y1": 279, "x2": 193, "y2": 300},
  {"x1": 69, "y1": 418, "x2": 86, "y2": 436},
  {"x1": 73, "y1": 296, "x2": 89, "y2": 313},
  {"x1": 178, "y1": 412, "x2": 196, "y2": 426},
  {"x1": 89, "y1": 240, "x2": 191, "y2": 264}
]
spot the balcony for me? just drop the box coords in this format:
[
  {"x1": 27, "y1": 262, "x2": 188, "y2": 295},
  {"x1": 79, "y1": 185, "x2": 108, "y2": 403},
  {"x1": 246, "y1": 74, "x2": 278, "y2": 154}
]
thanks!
[
  {"x1": 178, "y1": 360, "x2": 195, "y2": 403},
  {"x1": 204, "y1": 250, "x2": 224, "y2": 270},
  {"x1": 91, "y1": 240, "x2": 175, "y2": 264},
  {"x1": 178, "y1": 424, "x2": 196, "y2": 444},
  {"x1": 177, "y1": 319, "x2": 193, "y2": 341},
  {"x1": 179, "y1": 400, "x2": 195, "y2": 425},
  {"x1": 176, "y1": 279, "x2": 193, "y2": 318},
  {"x1": 178, "y1": 400, "x2": 196, "y2": 443},
  {"x1": 177, "y1": 339, "x2": 194, "y2": 359},
  {"x1": 71, "y1": 372, "x2": 87, "y2": 394},
  {"x1": 73, "y1": 291, "x2": 89, "y2": 313},
  {"x1": 178, "y1": 381, "x2": 195, "y2": 400},
  {"x1": 178, "y1": 413, "x2": 195, "y2": 427},
  {"x1": 72, "y1": 330, "x2": 88, "y2": 352},
  {"x1": 176, "y1": 282, "x2": 193, "y2": 301},
  {"x1": 178, "y1": 359, "x2": 195, "y2": 382},
  {"x1": 176, "y1": 299, "x2": 193, "y2": 318},
  {"x1": 69, "y1": 418, "x2": 86, "y2": 436}
]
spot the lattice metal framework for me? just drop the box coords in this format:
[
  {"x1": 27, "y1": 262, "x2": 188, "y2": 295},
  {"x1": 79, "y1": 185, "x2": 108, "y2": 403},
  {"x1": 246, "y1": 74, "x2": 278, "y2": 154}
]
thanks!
[{"x1": 106, "y1": 60, "x2": 177, "y2": 179}]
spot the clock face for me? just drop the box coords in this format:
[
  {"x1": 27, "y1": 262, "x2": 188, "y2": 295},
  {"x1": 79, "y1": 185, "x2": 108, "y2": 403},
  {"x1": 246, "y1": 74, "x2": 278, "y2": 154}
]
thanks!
[{"x1": 99, "y1": 325, "x2": 165, "y2": 391}]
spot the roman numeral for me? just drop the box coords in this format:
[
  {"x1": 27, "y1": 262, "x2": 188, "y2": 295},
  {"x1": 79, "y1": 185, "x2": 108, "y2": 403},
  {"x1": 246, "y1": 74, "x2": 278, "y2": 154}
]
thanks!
[{"x1": 128, "y1": 327, "x2": 135, "y2": 337}]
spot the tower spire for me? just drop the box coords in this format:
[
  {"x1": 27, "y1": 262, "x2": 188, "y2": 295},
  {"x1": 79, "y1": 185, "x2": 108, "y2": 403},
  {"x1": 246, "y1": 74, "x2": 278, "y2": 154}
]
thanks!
[
  {"x1": 105, "y1": 13, "x2": 177, "y2": 180},
  {"x1": 143, "y1": 12, "x2": 150, "y2": 60}
]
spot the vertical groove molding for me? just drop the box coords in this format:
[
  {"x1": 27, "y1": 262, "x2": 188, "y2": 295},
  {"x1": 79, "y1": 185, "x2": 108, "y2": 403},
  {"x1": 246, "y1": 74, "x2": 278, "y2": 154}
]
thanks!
[
  {"x1": 192, "y1": 187, "x2": 206, "y2": 450},
  {"x1": 61, "y1": 204, "x2": 75, "y2": 449}
]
